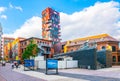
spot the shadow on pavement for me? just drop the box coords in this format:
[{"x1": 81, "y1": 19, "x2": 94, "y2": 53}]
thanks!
[{"x1": 36, "y1": 69, "x2": 120, "y2": 81}]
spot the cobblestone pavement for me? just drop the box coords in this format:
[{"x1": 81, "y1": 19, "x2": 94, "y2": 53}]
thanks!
[{"x1": 0, "y1": 63, "x2": 46, "y2": 81}]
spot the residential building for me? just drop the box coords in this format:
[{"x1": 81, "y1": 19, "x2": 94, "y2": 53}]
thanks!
[
  {"x1": 54, "y1": 41, "x2": 66, "y2": 54},
  {"x1": 63, "y1": 34, "x2": 120, "y2": 65},
  {"x1": 4, "y1": 37, "x2": 54, "y2": 61},
  {"x1": 3, "y1": 37, "x2": 25, "y2": 61},
  {"x1": 42, "y1": 7, "x2": 61, "y2": 44},
  {"x1": 2, "y1": 37, "x2": 15, "y2": 59},
  {"x1": 20, "y1": 37, "x2": 54, "y2": 59}
]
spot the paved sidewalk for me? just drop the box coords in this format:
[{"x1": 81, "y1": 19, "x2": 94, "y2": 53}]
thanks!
[
  {"x1": 13, "y1": 66, "x2": 88, "y2": 81},
  {"x1": 0, "y1": 63, "x2": 46, "y2": 81},
  {"x1": 13, "y1": 65, "x2": 120, "y2": 81},
  {"x1": 0, "y1": 75, "x2": 6, "y2": 81}
]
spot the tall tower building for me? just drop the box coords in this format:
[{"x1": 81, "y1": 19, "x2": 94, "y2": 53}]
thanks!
[
  {"x1": 0, "y1": 23, "x2": 3, "y2": 59},
  {"x1": 42, "y1": 7, "x2": 61, "y2": 44}
]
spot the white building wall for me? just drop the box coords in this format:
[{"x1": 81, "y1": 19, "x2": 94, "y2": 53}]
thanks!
[
  {"x1": 58, "y1": 61, "x2": 66, "y2": 69},
  {"x1": 66, "y1": 61, "x2": 78, "y2": 68}
]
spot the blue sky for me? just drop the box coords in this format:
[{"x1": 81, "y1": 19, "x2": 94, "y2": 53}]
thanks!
[{"x1": 0, "y1": 0, "x2": 120, "y2": 41}]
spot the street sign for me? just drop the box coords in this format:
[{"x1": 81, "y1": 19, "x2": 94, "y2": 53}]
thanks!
[
  {"x1": 47, "y1": 59, "x2": 58, "y2": 69},
  {"x1": 46, "y1": 59, "x2": 58, "y2": 74}
]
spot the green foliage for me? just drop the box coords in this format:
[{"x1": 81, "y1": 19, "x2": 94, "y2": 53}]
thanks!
[{"x1": 22, "y1": 40, "x2": 39, "y2": 60}]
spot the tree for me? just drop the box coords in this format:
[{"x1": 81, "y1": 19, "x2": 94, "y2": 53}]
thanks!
[{"x1": 22, "y1": 40, "x2": 39, "y2": 60}]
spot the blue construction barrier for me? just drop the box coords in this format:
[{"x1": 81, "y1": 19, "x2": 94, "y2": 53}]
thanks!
[{"x1": 24, "y1": 59, "x2": 34, "y2": 70}]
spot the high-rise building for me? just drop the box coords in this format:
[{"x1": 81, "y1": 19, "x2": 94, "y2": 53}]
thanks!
[
  {"x1": 42, "y1": 7, "x2": 61, "y2": 44},
  {"x1": 0, "y1": 23, "x2": 3, "y2": 59}
]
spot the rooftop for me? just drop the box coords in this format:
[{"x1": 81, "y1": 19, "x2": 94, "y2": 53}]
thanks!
[{"x1": 67, "y1": 34, "x2": 119, "y2": 46}]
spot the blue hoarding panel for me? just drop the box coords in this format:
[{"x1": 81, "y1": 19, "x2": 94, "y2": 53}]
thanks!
[
  {"x1": 24, "y1": 63, "x2": 30, "y2": 67},
  {"x1": 30, "y1": 60, "x2": 34, "y2": 66},
  {"x1": 24, "y1": 59, "x2": 34, "y2": 67},
  {"x1": 47, "y1": 59, "x2": 58, "y2": 69}
]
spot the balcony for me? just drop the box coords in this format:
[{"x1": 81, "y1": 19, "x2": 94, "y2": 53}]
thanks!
[
  {"x1": 46, "y1": 28, "x2": 50, "y2": 31},
  {"x1": 39, "y1": 43, "x2": 52, "y2": 47},
  {"x1": 44, "y1": 51, "x2": 51, "y2": 54},
  {"x1": 58, "y1": 34, "x2": 61, "y2": 37},
  {"x1": 46, "y1": 20, "x2": 52, "y2": 24},
  {"x1": 48, "y1": 23, "x2": 52, "y2": 27},
  {"x1": 58, "y1": 26, "x2": 61, "y2": 30}
]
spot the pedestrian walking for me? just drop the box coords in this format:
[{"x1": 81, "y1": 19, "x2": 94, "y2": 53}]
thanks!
[
  {"x1": 16, "y1": 63, "x2": 19, "y2": 69},
  {"x1": 11, "y1": 64, "x2": 14, "y2": 69}
]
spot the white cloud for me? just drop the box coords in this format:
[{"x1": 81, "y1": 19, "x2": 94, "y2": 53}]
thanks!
[
  {"x1": 0, "y1": 15, "x2": 7, "y2": 19},
  {"x1": 3, "y1": 1, "x2": 120, "y2": 41},
  {"x1": 9, "y1": 3, "x2": 23, "y2": 12},
  {"x1": 60, "y1": 1, "x2": 120, "y2": 41},
  {"x1": 3, "y1": 16, "x2": 42, "y2": 38},
  {"x1": 15, "y1": 6, "x2": 23, "y2": 12},
  {"x1": 0, "y1": 7, "x2": 6, "y2": 13}
]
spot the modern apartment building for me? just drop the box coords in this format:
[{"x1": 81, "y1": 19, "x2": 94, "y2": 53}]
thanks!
[{"x1": 42, "y1": 7, "x2": 61, "y2": 44}]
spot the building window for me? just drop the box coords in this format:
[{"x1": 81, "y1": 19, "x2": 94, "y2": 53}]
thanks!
[
  {"x1": 101, "y1": 46, "x2": 106, "y2": 50},
  {"x1": 22, "y1": 49, "x2": 24, "y2": 53},
  {"x1": 46, "y1": 48, "x2": 50, "y2": 52},
  {"x1": 24, "y1": 42, "x2": 27, "y2": 45},
  {"x1": 37, "y1": 41, "x2": 39, "y2": 44},
  {"x1": 112, "y1": 46, "x2": 116, "y2": 52},
  {"x1": 62, "y1": 45, "x2": 65, "y2": 49},
  {"x1": 118, "y1": 56, "x2": 120, "y2": 62},
  {"x1": 113, "y1": 56, "x2": 116, "y2": 62}
]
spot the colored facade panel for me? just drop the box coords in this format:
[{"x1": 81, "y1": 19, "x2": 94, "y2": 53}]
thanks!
[{"x1": 42, "y1": 7, "x2": 61, "y2": 44}]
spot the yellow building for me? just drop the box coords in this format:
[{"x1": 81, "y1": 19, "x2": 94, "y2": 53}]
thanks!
[{"x1": 3, "y1": 37, "x2": 25, "y2": 61}]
